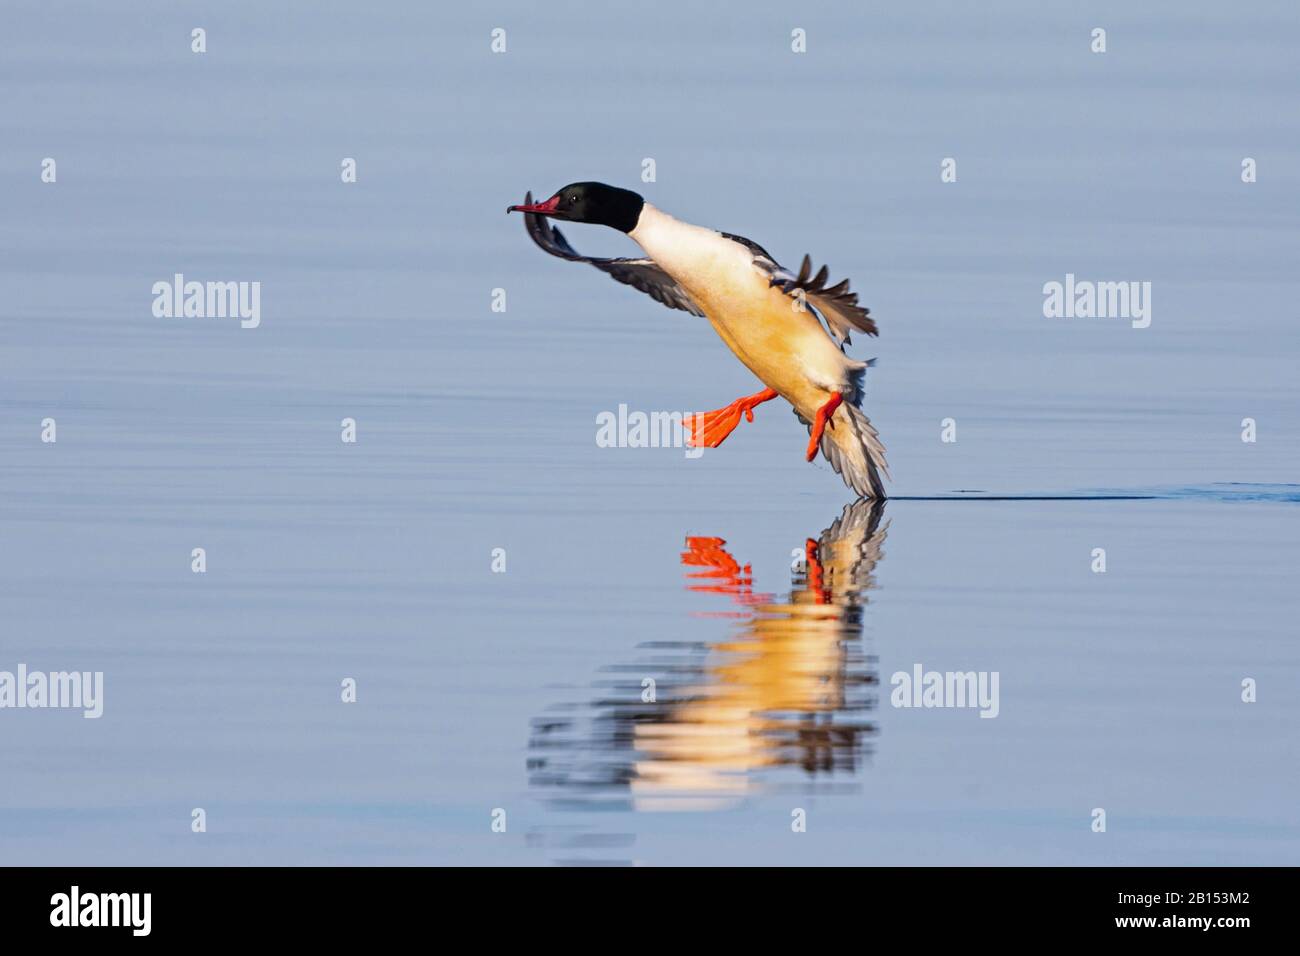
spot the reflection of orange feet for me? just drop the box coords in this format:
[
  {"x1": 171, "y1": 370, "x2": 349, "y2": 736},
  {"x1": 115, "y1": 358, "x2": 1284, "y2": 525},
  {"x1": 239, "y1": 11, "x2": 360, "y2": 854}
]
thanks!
[
  {"x1": 804, "y1": 537, "x2": 828, "y2": 604},
  {"x1": 682, "y1": 536, "x2": 750, "y2": 597},
  {"x1": 805, "y1": 392, "x2": 844, "y2": 461},
  {"x1": 680, "y1": 536, "x2": 775, "y2": 606},
  {"x1": 686, "y1": 387, "x2": 779, "y2": 448}
]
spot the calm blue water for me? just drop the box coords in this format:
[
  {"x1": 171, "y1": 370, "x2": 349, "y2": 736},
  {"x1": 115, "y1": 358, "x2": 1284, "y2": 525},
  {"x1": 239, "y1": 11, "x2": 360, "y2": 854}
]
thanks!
[{"x1": 1, "y1": 1, "x2": 1297, "y2": 865}]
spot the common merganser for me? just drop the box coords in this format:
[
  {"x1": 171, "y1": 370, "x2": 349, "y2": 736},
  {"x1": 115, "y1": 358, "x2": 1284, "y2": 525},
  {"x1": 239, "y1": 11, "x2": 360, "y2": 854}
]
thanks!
[{"x1": 508, "y1": 182, "x2": 889, "y2": 499}]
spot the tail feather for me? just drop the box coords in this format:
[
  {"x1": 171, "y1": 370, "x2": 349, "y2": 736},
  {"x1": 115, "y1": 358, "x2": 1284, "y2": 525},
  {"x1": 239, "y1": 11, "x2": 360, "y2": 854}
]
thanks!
[{"x1": 798, "y1": 401, "x2": 889, "y2": 500}]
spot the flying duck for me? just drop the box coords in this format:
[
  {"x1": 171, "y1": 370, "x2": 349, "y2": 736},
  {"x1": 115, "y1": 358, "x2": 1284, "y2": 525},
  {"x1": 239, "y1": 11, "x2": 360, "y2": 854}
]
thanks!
[{"x1": 508, "y1": 182, "x2": 889, "y2": 499}]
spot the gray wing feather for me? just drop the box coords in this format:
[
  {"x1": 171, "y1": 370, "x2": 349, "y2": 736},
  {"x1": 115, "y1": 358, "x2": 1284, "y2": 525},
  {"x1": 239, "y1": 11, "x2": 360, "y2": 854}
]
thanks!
[
  {"x1": 520, "y1": 193, "x2": 705, "y2": 317},
  {"x1": 793, "y1": 404, "x2": 890, "y2": 500},
  {"x1": 723, "y1": 233, "x2": 876, "y2": 346}
]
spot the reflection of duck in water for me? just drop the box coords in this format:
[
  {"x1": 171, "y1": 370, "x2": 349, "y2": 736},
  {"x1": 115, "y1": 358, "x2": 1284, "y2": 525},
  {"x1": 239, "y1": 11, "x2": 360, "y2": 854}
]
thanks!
[{"x1": 528, "y1": 500, "x2": 888, "y2": 813}]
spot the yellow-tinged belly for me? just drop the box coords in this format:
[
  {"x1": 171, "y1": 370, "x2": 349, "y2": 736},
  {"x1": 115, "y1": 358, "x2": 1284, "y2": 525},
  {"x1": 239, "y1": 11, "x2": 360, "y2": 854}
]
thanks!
[{"x1": 691, "y1": 278, "x2": 842, "y2": 417}]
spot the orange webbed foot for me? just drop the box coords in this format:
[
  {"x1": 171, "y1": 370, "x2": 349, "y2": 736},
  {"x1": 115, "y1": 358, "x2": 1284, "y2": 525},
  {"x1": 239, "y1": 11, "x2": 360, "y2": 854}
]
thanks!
[
  {"x1": 686, "y1": 387, "x2": 779, "y2": 448},
  {"x1": 805, "y1": 392, "x2": 844, "y2": 461}
]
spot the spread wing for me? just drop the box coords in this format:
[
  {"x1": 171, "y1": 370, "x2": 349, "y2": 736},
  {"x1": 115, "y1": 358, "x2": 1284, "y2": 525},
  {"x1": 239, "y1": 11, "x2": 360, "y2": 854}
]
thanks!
[
  {"x1": 723, "y1": 233, "x2": 877, "y2": 346},
  {"x1": 519, "y1": 192, "x2": 705, "y2": 317}
]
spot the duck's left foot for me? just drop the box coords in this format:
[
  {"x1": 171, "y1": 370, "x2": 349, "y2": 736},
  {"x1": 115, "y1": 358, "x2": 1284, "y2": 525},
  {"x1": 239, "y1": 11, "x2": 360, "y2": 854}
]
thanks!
[
  {"x1": 686, "y1": 387, "x2": 779, "y2": 448},
  {"x1": 805, "y1": 392, "x2": 844, "y2": 461}
]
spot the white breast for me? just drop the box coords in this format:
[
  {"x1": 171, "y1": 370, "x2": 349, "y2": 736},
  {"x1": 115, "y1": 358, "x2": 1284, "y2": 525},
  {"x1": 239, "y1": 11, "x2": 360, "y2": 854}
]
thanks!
[{"x1": 628, "y1": 204, "x2": 753, "y2": 297}]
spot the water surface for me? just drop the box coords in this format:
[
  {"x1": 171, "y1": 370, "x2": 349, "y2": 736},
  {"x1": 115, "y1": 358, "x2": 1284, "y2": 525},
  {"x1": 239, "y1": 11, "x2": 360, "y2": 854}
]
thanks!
[{"x1": 1, "y1": 1, "x2": 1298, "y2": 865}]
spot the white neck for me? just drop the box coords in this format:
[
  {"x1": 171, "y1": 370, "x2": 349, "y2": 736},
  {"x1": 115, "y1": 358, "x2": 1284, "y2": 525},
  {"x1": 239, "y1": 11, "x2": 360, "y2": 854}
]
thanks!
[
  {"x1": 627, "y1": 202, "x2": 676, "y2": 245},
  {"x1": 628, "y1": 203, "x2": 726, "y2": 279}
]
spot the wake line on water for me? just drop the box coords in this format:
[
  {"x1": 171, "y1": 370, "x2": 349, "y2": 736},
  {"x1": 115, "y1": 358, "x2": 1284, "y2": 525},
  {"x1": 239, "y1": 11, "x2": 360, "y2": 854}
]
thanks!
[
  {"x1": 889, "y1": 483, "x2": 1300, "y2": 503},
  {"x1": 893, "y1": 495, "x2": 1156, "y2": 501}
]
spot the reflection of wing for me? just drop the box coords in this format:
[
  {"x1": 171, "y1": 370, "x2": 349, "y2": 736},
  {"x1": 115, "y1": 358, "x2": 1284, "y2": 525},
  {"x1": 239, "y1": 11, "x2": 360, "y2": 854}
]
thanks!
[
  {"x1": 723, "y1": 232, "x2": 877, "y2": 346},
  {"x1": 815, "y1": 499, "x2": 888, "y2": 600},
  {"x1": 520, "y1": 192, "x2": 705, "y2": 316}
]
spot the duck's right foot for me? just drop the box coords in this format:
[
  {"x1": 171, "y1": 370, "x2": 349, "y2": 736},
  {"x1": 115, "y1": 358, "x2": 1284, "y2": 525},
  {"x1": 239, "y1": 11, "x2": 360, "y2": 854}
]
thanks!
[
  {"x1": 686, "y1": 387, "x2": 779, "y2": 448},
  {"x1": 804, "y1": 392, "x2": 844, "y2": 461}
]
